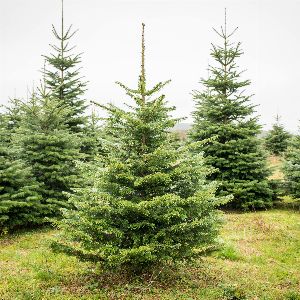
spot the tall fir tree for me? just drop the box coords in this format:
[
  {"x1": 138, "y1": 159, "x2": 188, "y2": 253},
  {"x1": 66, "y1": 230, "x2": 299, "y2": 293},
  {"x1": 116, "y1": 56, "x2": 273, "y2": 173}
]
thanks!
[
  {"x1": 16, "y1": 86, "x2": 81, "y2": 218},
  {"x1": 283, "y1": 127, "x2": 300, "y2": 199},
  {"x1": 52, "y1": 24, "x2": 229, "y2": 273},
  {"x1": 265, "y1": 115, "x2": 290, "y2": 156},
  {"x1": 0, "y1": 113, "x2": 43, "y2": 231},
  {"x1": 43, "y1": 0, "x2": 87, "y2": 132},
  {"x1": 189, "y1": 11, "x2": 272, "y2": 210}
]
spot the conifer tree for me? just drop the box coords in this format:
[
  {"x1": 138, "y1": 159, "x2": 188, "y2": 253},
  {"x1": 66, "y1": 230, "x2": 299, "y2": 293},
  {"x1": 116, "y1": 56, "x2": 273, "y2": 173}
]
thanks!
[
  {"x1": 265, "y1": 115, "x2": 290, "y2": 156},
  {"x1": 284, "y1": 127, "x2": 300, "y2": 198},
  {"x1": 16, "y1": 86, "x2": 81, "y2": 218},
  {"x1": 43, "y1": 0, "x2": 87, "y2": 132},
  {"x1": 5, "y1": 98, "x2": 23, "y2": 134},
  {"x1": 0, "y1": 113, "x2": 43, "y2": 231},
  {"x1": 52, "y1": 24, "x2": 229, "y2": 272},
  {"x1": 189, "y1": 12, "x2": 272, "y2": 210},
  {"x1": 80, "y1": 107, "x2": 105, "y2": 161}
]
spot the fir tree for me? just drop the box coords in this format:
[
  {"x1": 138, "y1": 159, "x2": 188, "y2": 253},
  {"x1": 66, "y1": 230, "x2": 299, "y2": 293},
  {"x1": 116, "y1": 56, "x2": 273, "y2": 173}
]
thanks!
[
  {"x1": 265, "y1": 115, "x2": 290, "y2": 156},
  {"x1": 43, "y1": 0, "x2": 87, "y2": 132},
  {"x1": 80, "y1": 106, "x2": 105, "y2": 161},
  {"x1": 0, "y1": 113, "x2": 43, "y2": 231},
  {"x1": 5, "y1": 98, "x2": 23, "y2": 134},
  {"x1": 16, "y1": 86, "x2": 81, "y2": 218},
  {"x1": 52, "y1": 24, "x2": 229, "y2": 273},
  {"x1": 189, "y1": 11, "x2": 272, "y2": 210},
  {"x1": 284, "y1": 127, "x2": 300, "y2": 198}
]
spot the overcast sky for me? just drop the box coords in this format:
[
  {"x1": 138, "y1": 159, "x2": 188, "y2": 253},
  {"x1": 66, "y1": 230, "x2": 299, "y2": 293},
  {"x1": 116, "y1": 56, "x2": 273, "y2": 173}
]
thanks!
[{"x1": 0, "y1": 0, "x2": 299, "y2": 132}]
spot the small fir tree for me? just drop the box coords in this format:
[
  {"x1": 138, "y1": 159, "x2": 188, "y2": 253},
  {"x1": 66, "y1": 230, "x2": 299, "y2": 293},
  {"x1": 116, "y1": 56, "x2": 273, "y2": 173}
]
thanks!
[
  {"x1": 52, "y1": 24, "x2": 229, "y2": 273},
  {"x1": 284, "y1": 127, "x2": 300, "y2": 198},
  {"x1": 189, "y1": 11, "x2": 272, "y2": 210},
  {"x1": 80, "y1": 107, "x2": 105, "y2": 161},
  {"x1": 5, "y1": 97, "x2": 23, "y2": 134},
  {"x1": 16, "y1": 87, "x2": 81, "y2": 218},
  {"x1": 0, "y1": 113, "x2": 43, "y2": 231},
  {"x1": 265, "y1": 115, "x2": 290, "y2": 156},
  {"x1": 43, "y1": 0, "x2": 87, "y2": 132}
]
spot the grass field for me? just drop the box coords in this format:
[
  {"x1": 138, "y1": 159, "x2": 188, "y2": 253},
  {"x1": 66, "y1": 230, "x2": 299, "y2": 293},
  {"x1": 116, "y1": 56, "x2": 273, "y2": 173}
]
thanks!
[{"x1": 1, "y1": 209, "x2": 299, "y2": 300}]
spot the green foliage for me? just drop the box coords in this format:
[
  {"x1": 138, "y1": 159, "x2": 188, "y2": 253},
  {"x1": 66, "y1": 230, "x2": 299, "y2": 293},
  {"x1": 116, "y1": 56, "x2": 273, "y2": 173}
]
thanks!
[
  {"x1": 189, "y1": 14, "x2": 272, "y2": 210},
  {"x1": 285, "y1": 291, "x2": 300, "y2": 300},
  {"x1": 284, "y1": 132, "x2": 300, "y2": 199},
  {"x1": 80, "y1": 109, "x2": 105, "y2": 162},
  {"x1": 52, "y1": 24, "x2": 229, "y2": 272},
  {"x1": 4, "y1": 97, "x2": 24, "y2": 135},
  {"x1": 0, "y1": 114, "x2": 43, "y2": 231},
  {"x1": 265, "y1": 115, "x2": 291, "y2": 155},
  {"x1": 42, "y1": 2, "x2": 87, "y2": 132},
  {"x1": 216, "y1": 244, "x2": 241, "y2": 261},
  {"x1": 16, "y1": 90, "x2": 81, "y2": 218},
  {"x1": 268, "y1": 179, "x2": 286, "y2": 200},
  {"x1": 220, "y1": 284, "x2": 247, "y2": 300}
]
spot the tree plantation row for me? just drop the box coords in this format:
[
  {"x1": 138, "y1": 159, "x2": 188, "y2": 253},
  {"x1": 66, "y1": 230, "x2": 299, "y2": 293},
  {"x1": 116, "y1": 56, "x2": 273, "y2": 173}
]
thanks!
[{"x1": 1, "y1": 4, "x2": 299, "y2": 272}]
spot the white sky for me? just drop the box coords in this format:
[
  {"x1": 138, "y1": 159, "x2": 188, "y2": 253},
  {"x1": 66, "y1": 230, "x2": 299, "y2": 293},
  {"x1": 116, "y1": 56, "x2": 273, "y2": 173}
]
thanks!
[{"x1": 1, "y1": 0, "x2": 299, "y2": 132}]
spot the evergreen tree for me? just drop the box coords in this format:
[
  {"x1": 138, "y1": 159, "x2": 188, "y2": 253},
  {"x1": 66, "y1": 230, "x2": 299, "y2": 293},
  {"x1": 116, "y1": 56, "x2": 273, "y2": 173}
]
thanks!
[
  {"x1": 52, "y1": 24, "x2": 229, "y2": 273},
  {"x1": 43, "y1": 0, "x2": 87, "y2": 132},
  {"x1": 284, "y1": 128, "x2": 300, "y2": 198},
  {"x1": 189, "y1": 12, "x2": 272, "y2": 210},
  {"x1": 5, "y1": 98, "x2": 23, "y2": 134},
  {"x1": 80, "y1": 107, "x2": 105, "y2": 161},
  {"x1": 16, "y1": 87, "x2": 81, "y2": 218},
  {"x1": 0, "y1": 113, "x2": 43, "y2": 231},
  {"x1": 265, "y1": 115, "x2": 290, "y2": 156}
]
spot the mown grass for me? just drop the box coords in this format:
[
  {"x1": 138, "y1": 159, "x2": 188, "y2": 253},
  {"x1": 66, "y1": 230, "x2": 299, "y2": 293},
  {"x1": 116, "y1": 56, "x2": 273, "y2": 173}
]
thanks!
[{"x1": 1, "y1": 209, "x2": 299, "y2": 300}]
